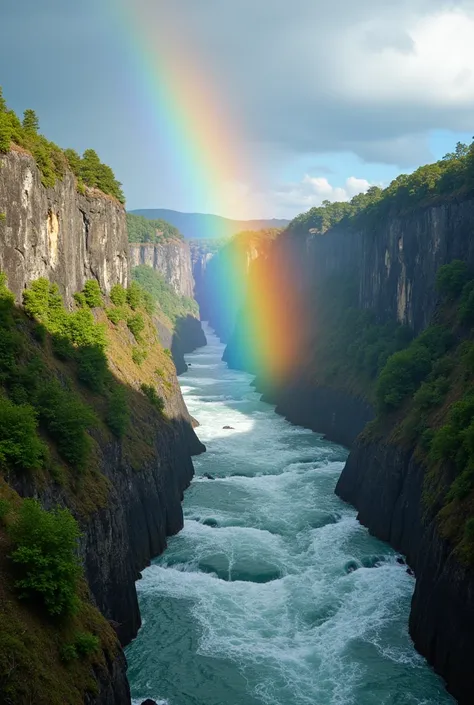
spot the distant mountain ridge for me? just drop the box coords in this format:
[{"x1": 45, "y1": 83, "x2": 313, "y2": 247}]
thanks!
[{"x1": 130, "y1": 208, "x2": 290, "y2": 240}]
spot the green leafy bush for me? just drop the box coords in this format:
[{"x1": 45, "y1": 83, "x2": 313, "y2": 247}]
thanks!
[
  {"x1": 76, "y1": 346, "x2": 108, "y2": 392},
  {"x1": 0, "y1": 396, "x2": 47, "y2": 471},
  {"x1": 106, "y1": 307, "x2": 125, "y2": 325},
  {"x1": 140, "y1": 384, "x2": 165, "y2": 412},
  {"x1": 110, "y1": 283, "x2": 128, "y2": 307},
  {"x1": 436, "y1": 260, "x2": 470, "y2": 299},
  {"x1": 74, "y1": 631, "x2": 100, "y2": 657},
  {"x1": 82, "y1": 280, "x2": 103, "y2": 308},
  {"x1": 131, "y1": 347, "x2": 147, "y2": 366},
  {"x1": 9, "y1": 499, "x2": 81, "y2": 617},
  {"x1": 59, "y1": 643, "x2": 78, "y2": 663},
  {"x1": 127, "y1": 313, "x2": 145, "y2": 341},
  {"x1": 106, "y1": 385, "x2": 129, "y2": 438},
  {"x1": 126, "y1": 281, "x2": 143, "y2": 310},
  {"x1": 377, "y1": 345, "x2": 432, "y2": 411},
  {"x1": 36, "y1": 380, "x2": 96, "y2": 470}
]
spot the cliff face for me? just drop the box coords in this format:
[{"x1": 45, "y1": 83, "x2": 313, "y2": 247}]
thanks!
[
  {"x1": 336, "y1": 440, "x2": 474, "y2": 705},
  {"x1": 0, "y1": 150, "x2": 129, "y2": 304},
  {"x1": 221, "y1": 194, "x2": 474, "y2": 703},
  {"x1": 129, "y1": 241, "x2": 195, "y2": 298},
  {"x1": 0, "y1": 152, "x2": 205, "y2": 705}
]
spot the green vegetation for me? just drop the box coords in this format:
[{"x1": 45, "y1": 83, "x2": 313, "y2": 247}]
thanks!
[
  {"x1": 0, "y1": 269, "x2": 178, "y2": 702},
  {"x1": 132, "y1": 265, "x2": 199, "y2": 323},
  {"x1": 132, "y1": 347, "x2": 148, "y2": 366},
  {"x1": 127, "y1": 313, "x2": 145, "y2": 341},
  {"x1": 9, "y1": 499, "x2": 81, "y2": 617},
  {"x1": 0, "y1": 397, "x2": 47, "y2": 471},
  {"x1": 140, "y1": 384, "x2": 165, "y2": 413},
  {"x1": 127, "y1": 212, "x2": 183, "y2": 243},
  {"x1": 0, "y1": 86, "x2": 124, "y2": 201},
  {"x1": 110, "y1": 283, "x2": 128, "y2": 307},
  {"x1": 82, "y1": 280, "x2": 103, "y2": 308},
  {"x1": 290, "y1": 140, "x2": 474, "y2": 235},
  {"x1": 376, "y1": 327, "x2": 453, "y2": 411}
]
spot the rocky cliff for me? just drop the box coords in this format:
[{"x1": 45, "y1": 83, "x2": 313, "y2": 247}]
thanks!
[
  {"x1": 129, "y1": 241, "x2": 194, "y2": 298},
  {"x1": 221, "y1": 193, "x2": 474, "y2": 704},
  {"x1": 0, "y1": 151, "x2": 205, "y2": 705},
  {"x1": 0, "y1": 149, "x2": 129, "y2": 305},
  {"x1": 336, "y1": 439, "x2": 474, "y2": 705}
]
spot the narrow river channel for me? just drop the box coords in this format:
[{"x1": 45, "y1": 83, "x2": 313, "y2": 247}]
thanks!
[{"x1": 126, "y1": 325, "x2": 454, "y2": 705}]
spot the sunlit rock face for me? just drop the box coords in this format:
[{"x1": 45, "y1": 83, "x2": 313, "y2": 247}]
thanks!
[{"x1": 0, "y1": 150, "x2": 129, "y2": 304}]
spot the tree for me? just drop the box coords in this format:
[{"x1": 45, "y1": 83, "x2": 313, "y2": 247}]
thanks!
[
  {"x1": 22, "y1": 109, "x2": 39, "y2": 134},
  {"x1": 0, "y1": 86, "x2": 6, "y2": 113},
  {"x1": 9, "y1": 499, "x2": 81, "y2": 617}
]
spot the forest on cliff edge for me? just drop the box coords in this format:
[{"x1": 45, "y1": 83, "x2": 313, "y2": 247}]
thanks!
[
  {"x1": 291, "y1": 140, "x2": 474, "y2": 235},
  {"x1": 0, "y1": 86, "x2": 124, "y2": 203}
]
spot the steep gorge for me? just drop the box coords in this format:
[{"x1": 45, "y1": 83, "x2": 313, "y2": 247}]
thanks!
[
  {"x1": 0, "y1": 150, "x2": 204, "y2": 705},
  {"x1": 219, "y1": 192, "x2": 474, "y2": 704}
]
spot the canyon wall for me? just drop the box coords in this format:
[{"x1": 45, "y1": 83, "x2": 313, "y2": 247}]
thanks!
[
  {"x1": 0, "y1": 151, "x2": 205, "y2": 705},
  {"x1": 129, "y1": 241, "x2": 195, "y2": 298},
  {"x1": 221, "y1": 193, "x2": 474, "y2": 705},
  {"x1": 0, "y1": 149, "x2": 129, "y2": 304}
]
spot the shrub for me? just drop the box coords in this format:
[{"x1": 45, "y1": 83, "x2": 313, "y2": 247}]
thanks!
[
  {"x1": 60, "y1": 643, "x2": 78, "y2": 663},
  {"x1": 76, "y1": 345, "x2": 108, "y2": 392},
  {"x1": 0, "y1": 498, "x2": 10, "y2": 522},
  {"x1": 110, "y1": 283, "x2": 127, "y2": 307},
  {"x1": 376, "y1": 344, "x2": 432, "y2": 411},
  {"x1": 23, "y1": 278, "x2": 64, "y2": 326},
  {"x1": 140, "y1": 384, "x2": 165, "y2": 413},
  {"x1": 127, "y1": 313, "x2": 145, "y2": 341},
  {"x1": 74, "y1": 631, "x2": 99, "y2": 657},
  {"x1": 0, "y1": 397, "x2": 47, "y2": 471},
  {"x1": 73, "y1": 292, "x2": 87, "y2": 309},
  {"x1": 106, "y1": 307, "x2": 125, "y2": 325},
  {"x1": 164, "y1": 348, "x2": 172, "y2": 358},
  {"x1": 459, "y1": 281, "x2": 474, "y2": 323},
  {"x1": 36, "y1": 381, "x2": 96, "y2": 470},
  {"x1": 126, "y1": 281, "x2": 143, "y2": 310},
  {"x1": 413, "y1": 377, "x2": 449, "y2": 411},
  {"x1": 132, "y1": 347, "x2": 147, "y2": 366},
  {"x1": 9, "y1": 499, "x2": 81, "y2": 617},
  {"x1": 82, "y1": 280, "x2": 102, "y2": 308},
  {"x1": 106, "y1": 385, "x2": 129, "y2": 437},
  {"x1": 436, "y1": 260, "x2": 470, "y2": 299}
]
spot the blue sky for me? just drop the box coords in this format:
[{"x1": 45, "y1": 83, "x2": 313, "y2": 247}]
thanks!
[{"x1": 1, "y1": 0, "x2": 474, "y2": 219}]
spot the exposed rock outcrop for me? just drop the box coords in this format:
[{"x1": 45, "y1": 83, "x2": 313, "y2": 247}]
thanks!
[
  {"x1": 336, "y1": 440, "x2": 474, "y2": 705},
  {"x1": 0, "y1": 150, "x2": 129, "y2": 305},
  {"x1": 129, "y1": 241, "x2": 195, "y2": 298},
  {"x1": 221, "y1": 193, "x2": 474, "y2": 703}
]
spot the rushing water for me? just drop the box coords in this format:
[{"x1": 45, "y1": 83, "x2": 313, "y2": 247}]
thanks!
[{"x1": 126, "y1": 325, "x2": 455, "y2": 705}]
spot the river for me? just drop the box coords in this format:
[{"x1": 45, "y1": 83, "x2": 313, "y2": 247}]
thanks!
[{"x1": 126, "y1": 325, "x2": 455, "y2": 705}]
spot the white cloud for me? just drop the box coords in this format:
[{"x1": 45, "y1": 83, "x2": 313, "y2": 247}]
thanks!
[{"x1": 261, "y1": 175, "x2": 372, "y2": 218}]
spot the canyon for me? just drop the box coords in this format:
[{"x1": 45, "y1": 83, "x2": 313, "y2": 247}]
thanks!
[{"x1": 210, "y1": 192, "x2": 474, "y2": 705}]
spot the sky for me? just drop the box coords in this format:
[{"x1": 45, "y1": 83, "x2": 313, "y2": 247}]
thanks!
[{"x1": 1, "y1": 0, "x2": 474, "y2": 219}]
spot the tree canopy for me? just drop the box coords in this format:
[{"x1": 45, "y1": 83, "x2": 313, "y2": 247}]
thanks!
[
  {"x1": 0, "y1": 86, "x2": 124, "y2": 203},
  {"x1": 290, "y1": 140, "x2": 474, "y2": 235}
]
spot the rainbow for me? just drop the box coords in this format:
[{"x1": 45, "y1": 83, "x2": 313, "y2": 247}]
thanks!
[
  {"x1": 109, "y1": 0, "x2": 251, "y2": 232},
  {"x1": 109, "y1": 1, "x2": 300, "y2": 384}
]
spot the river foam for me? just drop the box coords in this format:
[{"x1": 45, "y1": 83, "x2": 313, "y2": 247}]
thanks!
[{"x1": 126, "y1": 325, "x2": 455, "y2": 705}]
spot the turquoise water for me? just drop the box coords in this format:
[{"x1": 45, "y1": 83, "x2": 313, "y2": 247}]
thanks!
[{"x1": 126, "y1": 326, "x2": 455, "y2": 705}]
